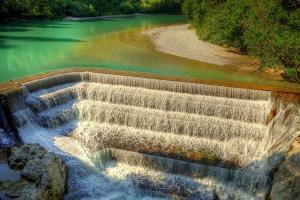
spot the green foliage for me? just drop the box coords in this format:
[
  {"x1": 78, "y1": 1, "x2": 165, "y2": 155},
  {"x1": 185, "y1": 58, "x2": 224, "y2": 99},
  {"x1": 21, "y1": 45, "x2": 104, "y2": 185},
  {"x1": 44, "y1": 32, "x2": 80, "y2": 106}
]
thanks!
[
  {"x1": 0, "y1": 0, "x2": 183, "y2": 19},
  {"x1": 0, "y1": 0, "x2": 29, "y2": 18},
  {"x1": 197, "y1": 1, "x2": 250, "y2": 50},
  {"x1": 243, "y1": 0, "x2": 300, "y2": 81},
  {"x1": 141, "y1": 0, "x2": 183, "y2": 13},
  {"x1": 183, "y1": 0, "x2": 300, "y2": 82}
]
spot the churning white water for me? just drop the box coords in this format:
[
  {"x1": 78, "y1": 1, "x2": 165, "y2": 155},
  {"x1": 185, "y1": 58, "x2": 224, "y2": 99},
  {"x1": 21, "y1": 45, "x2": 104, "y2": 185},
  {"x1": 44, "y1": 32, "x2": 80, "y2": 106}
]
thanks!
[{"x1": 6, "y1": 72, "x2": 299, "y2": 200}]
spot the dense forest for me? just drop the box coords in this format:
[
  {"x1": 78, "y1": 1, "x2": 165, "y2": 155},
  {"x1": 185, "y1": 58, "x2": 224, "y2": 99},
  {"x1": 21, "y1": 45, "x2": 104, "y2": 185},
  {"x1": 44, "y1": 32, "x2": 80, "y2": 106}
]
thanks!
[
  {"x1": 183, "y1": 0, "x2": 300, "y2": 81},
  {"x1": 0, "y1": 0, "x2": 183, "y2": 19}
]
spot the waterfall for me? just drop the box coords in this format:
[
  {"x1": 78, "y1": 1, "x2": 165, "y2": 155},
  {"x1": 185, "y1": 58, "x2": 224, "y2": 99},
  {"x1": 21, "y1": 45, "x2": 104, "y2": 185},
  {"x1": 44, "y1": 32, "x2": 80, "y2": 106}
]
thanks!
[{"x1": 5, "y1": 72, "x2": 300, "y2": 200}]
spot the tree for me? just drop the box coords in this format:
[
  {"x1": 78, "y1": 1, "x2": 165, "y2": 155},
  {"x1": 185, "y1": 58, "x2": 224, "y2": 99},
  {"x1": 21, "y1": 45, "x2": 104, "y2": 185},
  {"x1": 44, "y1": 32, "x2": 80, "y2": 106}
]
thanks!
[{"x1": 182, "y1": 0, "x2": 300, "y2": 81}]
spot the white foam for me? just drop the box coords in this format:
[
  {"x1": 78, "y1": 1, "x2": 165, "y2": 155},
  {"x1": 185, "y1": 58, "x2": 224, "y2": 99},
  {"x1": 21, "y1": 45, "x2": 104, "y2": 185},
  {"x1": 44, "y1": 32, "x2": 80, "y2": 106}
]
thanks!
[{"x1": 10, "y1": 72, "x2": 299, "y2": 200}]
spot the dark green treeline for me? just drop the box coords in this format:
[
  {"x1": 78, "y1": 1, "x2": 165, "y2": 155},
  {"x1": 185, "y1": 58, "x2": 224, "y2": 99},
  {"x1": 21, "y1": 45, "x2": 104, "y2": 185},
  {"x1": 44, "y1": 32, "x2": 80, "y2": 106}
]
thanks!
[
  {"x1": 183, "y1": 0, "x2": 300, "y2": 81},
  {"x1": 0, "y1": 0, "x2": 183, "y2": 19}
]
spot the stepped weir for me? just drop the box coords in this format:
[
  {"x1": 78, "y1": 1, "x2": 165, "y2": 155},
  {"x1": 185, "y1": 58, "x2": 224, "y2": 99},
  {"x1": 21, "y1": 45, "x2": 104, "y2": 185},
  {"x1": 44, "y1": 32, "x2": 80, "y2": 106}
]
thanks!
[{"x1": 2, "y1": 72, "x2": 299, "y2": 199}]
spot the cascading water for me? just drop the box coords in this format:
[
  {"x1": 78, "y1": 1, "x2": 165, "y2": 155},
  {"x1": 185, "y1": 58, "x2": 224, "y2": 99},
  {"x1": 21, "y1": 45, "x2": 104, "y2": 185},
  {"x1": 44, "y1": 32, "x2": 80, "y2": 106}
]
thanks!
[{"x1": 4, "y1": 72, "x2": 300, "y2": 200}]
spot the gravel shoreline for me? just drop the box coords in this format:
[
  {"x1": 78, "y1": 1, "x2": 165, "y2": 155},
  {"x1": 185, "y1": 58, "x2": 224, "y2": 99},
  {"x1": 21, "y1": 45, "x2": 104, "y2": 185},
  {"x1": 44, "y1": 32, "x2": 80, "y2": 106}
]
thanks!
[{"x1": 143, "y1": 24, "x2": 259, "y2": 70}]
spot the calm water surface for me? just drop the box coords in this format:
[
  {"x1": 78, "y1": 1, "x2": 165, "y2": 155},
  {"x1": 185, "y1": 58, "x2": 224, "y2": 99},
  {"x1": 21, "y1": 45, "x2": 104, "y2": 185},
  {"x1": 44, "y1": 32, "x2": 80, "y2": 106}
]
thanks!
[{"x1": 0, "y1": 15, "x2": 299, "y2": 91}]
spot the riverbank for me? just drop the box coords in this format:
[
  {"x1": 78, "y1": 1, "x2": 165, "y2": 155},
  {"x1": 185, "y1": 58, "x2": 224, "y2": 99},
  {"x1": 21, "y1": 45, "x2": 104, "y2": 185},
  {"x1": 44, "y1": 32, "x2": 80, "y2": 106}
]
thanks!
[{"x1": 143, "y1": 24, "x2": 260, "y2": 71}]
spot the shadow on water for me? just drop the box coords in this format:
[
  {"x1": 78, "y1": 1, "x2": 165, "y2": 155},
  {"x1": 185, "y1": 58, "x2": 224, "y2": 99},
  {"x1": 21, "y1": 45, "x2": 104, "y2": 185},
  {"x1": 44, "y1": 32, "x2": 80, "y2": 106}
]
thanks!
[
  {"x1": 78, "y1": 18, "x2": 122, "y2": 22},
  {"x1": 0, "y1": 27, "x2": 30, "y2": 32},
  {"x1": 0, "y1": 21, "x2": 80, "y2": 49},
  {"x1": 73, "y1": 15, "x2": 140, "y2": 22},
  {"x1": 0, "y1": 20, "x2": 72, "y2": 29},
  {"x1": 0, "y1": 35, "x2": 85, "y2": 43},
  {"x1": 0, "y1": 39, "x2": 15, "y2": 49}
]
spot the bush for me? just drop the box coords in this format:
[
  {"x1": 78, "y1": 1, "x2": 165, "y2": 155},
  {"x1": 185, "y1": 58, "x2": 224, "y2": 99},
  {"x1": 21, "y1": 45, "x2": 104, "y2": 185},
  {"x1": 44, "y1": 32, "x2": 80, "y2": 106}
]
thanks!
[
  {"x1": 182, "y1": 0, "x2": 195, "y2": 21},
  {"x1": 198, "y1": 1, "x2": 250, "y2": 50},
  {"x1": 183, "y1": 0, "x2": 300, "y2": 82},
  {"x1": 244, "y1": 0, "x2": 300, "y2": 81},
  {"x1": 141, "y1": 0, "x2": 183, "y2": 13},
  {"x1": 0, "y1": 0, "x2": 183, "y2": 20},
  {"x1": 119, "y1": 1, "x2": 135, "y2": 14}
]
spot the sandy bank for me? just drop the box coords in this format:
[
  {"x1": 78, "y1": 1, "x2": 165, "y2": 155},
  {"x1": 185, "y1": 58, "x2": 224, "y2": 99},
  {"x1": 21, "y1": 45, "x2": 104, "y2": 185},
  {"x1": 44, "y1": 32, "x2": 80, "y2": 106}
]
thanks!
[{"x1": 143, "y1": 24, "x2": 259, "y2": 70}]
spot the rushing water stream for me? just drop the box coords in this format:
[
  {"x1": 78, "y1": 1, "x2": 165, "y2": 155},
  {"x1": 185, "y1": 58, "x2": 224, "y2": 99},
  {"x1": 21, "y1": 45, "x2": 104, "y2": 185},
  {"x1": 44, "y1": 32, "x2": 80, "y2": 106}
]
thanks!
[{"x1": 4, "y1": 72, "x2": 299, "y2": 200}]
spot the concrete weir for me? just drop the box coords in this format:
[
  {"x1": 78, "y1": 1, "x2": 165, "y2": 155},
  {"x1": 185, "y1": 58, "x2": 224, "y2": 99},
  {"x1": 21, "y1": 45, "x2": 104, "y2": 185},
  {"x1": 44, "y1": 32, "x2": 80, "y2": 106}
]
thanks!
[{"x1": 0, "y1": 71, "x2": 299, "y2": 200}]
